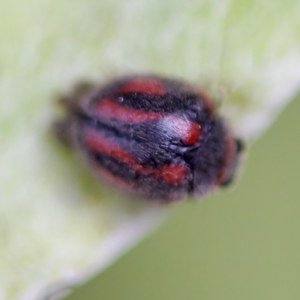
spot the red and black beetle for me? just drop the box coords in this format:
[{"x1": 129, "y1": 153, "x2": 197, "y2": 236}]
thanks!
[{"x1": 57, "y1": 75, "x2": 243, "y2": 203}]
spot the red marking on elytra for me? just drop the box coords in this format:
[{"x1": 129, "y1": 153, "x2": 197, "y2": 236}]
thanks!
[
  {"x1": 181, "y1": 121, "x2": 201, "y2": 145},
  {"x1": 85, "y1": 129, "x2": 187, "y2": 185},
  {"x1": 85, "y1": 129, "x2": 143, "y2": 171},
  {"x1": 118, "y1": 78, "x2": 166, "y2": 95},
  {"x1": 95, "y1": 99, "x2": 201, "y2": 145},
  {"x1": 161, "y1": 116, "x2": 201, "y2": 145},
  {"x1": 94, "y1": 98, "x2": 164, "y2": 122},
  {"x1": 153, "y1": 164, "x2": 188, "y2": 185},
  {"x1": 216, "y1": 133, "x2": 236, "y2": 184}
]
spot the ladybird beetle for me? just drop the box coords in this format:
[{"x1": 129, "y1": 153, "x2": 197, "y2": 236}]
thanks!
[{"x1": 57, "y1": 75, "x2": 244, "y2": 203}]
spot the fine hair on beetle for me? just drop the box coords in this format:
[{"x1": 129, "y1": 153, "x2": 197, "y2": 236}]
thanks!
[{"x1": 55, "y1": 75, "x2": 244, "y2": 203}]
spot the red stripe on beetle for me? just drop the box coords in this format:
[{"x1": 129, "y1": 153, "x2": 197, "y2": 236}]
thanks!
[
  {"x1": 94, "y1": 100, "x2": 202, "y2": 144},
  {"x1": 152, "y1": 164, "x2": 188, "y2": 185},
  {"x1": 118, "y1": 78, "x2": 166, "y2": 95},
  {"x1": 160, "y1": 116, "x2": 201, "y2": 145},
  {"x1": 216, "y1": 132, "x2": 236, "y2": 184},
  {"x1": 85, "y1": 129, "x2": 143, "y2": 171},
  {"x1": 94, "y1": 98, "x2": 164, "y2": 122},
  {"x1": 85, "y1": 129, "x2": 187, "y2": 184}
]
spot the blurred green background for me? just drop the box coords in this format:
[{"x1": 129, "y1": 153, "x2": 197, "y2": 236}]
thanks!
[{"x1": 64, "y1": 96, "x2": 300, "y2": 299}]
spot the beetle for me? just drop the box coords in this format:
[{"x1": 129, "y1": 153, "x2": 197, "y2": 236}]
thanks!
[{"x1": 56, "y1": 75, "x2": 244, "y2": 203}]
